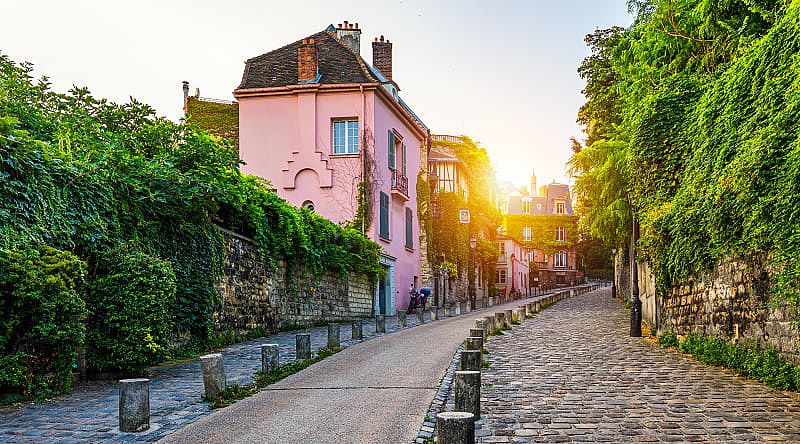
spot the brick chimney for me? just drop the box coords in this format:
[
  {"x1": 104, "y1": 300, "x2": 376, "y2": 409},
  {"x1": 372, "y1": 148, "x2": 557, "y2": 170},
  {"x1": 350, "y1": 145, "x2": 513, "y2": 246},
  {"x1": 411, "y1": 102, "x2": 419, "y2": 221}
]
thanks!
[
  {"x1": 335, "y1": 21, "x2": 361, "y2": 54},
  {"x1": 372, "y1": 35, "x2": 392, "y2": 80},
  {"x1": 297, "y1": 38, "x2": 319, "y2": 84}
]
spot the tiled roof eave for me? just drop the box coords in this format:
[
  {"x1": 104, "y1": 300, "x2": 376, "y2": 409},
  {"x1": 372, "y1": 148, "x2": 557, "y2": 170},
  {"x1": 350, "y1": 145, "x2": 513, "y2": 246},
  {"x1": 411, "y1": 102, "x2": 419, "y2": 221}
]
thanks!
[{"x1": 233, "y1": 82, "x2": 382, "y2": 98}]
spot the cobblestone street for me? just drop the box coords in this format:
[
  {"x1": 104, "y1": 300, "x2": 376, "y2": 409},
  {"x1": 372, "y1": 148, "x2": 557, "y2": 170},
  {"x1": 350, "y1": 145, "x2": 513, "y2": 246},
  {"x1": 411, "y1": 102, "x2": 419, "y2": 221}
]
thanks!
[
  {"x1": 0, "y1": 309, "x2": 444, "y2": 443},
  {"x1": 477, "y1": 288, "x2": 800, "y2": 443}
]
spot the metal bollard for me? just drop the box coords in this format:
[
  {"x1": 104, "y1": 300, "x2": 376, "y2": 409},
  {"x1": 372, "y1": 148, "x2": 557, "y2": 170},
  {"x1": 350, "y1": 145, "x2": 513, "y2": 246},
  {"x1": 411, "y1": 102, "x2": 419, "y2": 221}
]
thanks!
[
  {"x1": 296, "y1": 334, "x2": 311, "y2": 360},
  {"x1": 352, "y1": 320, "x2": 363, "y2": 340},
  {"x1": 397, "y1": 310, "x2": 407, "y2": 328},
  {"x1": 327, "y1": 324, "x2": 340, "y2": 349},
  {"x1": 455, "y1": 370, "x2": 481, "y2": 422},
  {"x1": 260, "y1": 344, "x2": 280, "y2": 373},
  {"x1": 119, "y1": 378, "x2": 150, "y2": 432},
  {"x1": 436, "y1": 411, "x2": 475, "y2": 444},
  {"x1": 376, "y1": 315, "x2": 386, "y2": 333},
  {"x1": 200, "y1": 353, "x2": 226, "y2": 400},
  {"x1": 460, "y1": 349, "x2": 481, "y2": 371}
]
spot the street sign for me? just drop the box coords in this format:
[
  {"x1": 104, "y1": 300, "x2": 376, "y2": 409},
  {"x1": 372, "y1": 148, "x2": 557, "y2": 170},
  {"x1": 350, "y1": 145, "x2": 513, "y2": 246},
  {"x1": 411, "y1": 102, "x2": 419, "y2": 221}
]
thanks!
[{"x1": 459, "y1": 209, "x2": 470, "y2": 224}]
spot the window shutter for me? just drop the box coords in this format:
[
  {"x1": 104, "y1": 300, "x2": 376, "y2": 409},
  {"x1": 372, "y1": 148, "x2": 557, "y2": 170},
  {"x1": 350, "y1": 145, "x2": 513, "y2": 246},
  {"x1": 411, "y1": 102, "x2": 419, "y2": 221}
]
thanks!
[
  {"x1": 405, "y1": 207, "x2": 413, "y2": 249},
  {"x1": 380, "y1": 192, "x2": 389, "y2": 238},
  {"x1": 388, "y1": 131, "x2": 395, "y2": 170},
  {"x1": 402, "y1": 144, "x2": 407, "y2": 176}
]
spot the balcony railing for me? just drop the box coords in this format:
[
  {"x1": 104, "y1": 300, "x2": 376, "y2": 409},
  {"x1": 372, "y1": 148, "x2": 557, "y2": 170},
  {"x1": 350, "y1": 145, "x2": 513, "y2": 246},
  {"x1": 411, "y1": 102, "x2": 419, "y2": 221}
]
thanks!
[{"x1": 391, "y1": 170, "x2": 409, "y2": 200}]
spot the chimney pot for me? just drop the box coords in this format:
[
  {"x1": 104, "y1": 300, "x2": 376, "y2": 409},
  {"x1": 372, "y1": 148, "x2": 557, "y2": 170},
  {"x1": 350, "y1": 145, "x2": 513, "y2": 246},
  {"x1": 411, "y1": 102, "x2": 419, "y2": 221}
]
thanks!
[
  {"x1": 343, "y1": 20, "x2": 349, "y2": 27},
  {"x1": 355, "y1": 23, "x2": 359, "y2": 29},
  {"x1": 309, "y1": 38, "x2": 315, "y2": 44},
  {"x1": 338, "y1": 23, "x2": 342, "y2": 28}
]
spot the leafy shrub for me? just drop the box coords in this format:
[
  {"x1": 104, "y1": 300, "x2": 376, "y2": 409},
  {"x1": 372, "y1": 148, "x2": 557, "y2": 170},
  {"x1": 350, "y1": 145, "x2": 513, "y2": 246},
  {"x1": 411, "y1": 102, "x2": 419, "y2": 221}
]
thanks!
[
  {"x1": 0, "y1": 245, "x2": 87, "y2": 400},
  {"x1": 85, "y1": 246, "x2": 176, "y2": 373},
  {"x1": 657, "y1": 331, "x2": 678, "y2": 348}
]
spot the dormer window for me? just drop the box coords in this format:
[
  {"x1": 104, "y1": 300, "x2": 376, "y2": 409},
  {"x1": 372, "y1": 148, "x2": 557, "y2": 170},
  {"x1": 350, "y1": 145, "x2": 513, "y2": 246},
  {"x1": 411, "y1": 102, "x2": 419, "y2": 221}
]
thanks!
[{"x1": 522, "y1": 200, "x2": 531, "y2": 214}]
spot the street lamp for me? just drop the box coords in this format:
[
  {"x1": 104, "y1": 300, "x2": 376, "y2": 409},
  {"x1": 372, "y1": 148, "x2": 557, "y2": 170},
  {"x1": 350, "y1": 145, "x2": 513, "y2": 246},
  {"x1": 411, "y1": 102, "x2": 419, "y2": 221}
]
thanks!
[
  {"x1": 469, "y1": 237, "x2": 477, "y2": 309},
  {"x1": 611, "y1": 248, "x2": 617, "y2": 299},
  {"x1": 630, "y1": 218, "x2": 642, "y2": 337}
]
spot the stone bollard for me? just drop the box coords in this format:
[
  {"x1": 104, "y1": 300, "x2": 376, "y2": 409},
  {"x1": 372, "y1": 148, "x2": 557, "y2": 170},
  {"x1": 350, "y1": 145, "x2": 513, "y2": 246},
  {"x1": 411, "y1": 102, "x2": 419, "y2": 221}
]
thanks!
[
  {"x1": 119, "y1": 378, "x2": 150, "y2": 433},
  {"x1": 444, "y1": 305, "x2": 451, "y2": 317},
  {"x1": 455, "y1": 303, "x2": 462, "y2": 316},
  {"x1": 460, "y1": 349, "x2": 481, "y2": 371},
  {"x1": 483, "y1": 316, "x2": 493, "y2": 336},
  {"x1": 200, "y1": 353, "x2": 226, "y2": 400},
  {"x1": 397, "y1": 310, "x2": 407, "y2": 328},
  {"x1": 376, "y1": 315, "x2": 386, "y2": 333},
  {"x1": 432, "y1": 308, "x2": 440, "y2": 321},
  {"x1": 526, "y1": 303, "x2": 534, "y2": 318},
  {"x1": 504, "y1": 309, "x2": 513, "y2": 327},
  {"x1": 473, "y1": 323, "x2": 487, "y2": 344},
  {"x1": 466, "y1": 301, "x2": 472, "y2": 313},
  {"x1": 466, "y1": 334, "x2": 483, "y2": 353},
  {"x1": 488, "y1": 296, "x2": 495, "y2": 307},
  {"x1": 571, "y1": 289, "x2": 575, "y2": 297},
  {"x1": 455, "y1": 370, "x2": 481, "y2": 422},
  {"x1": 494, "y1": 312, "x2": 505, "y2": 331},
  {"x1": 352, "y1": 320, "x2": 363, "y2": 340},
  {"x1": 416, "y1": 309, "x2": 425, "y2": 325},
  {"x1": 296, "y1": 334, "x2": 311, "y2": 360},
  {"x1": 436, "y1": 411, "x2": 475, "y2": 444},
  {"x1": 260, "y1": 344, "x2": 280, "y2": 373},
  {"x1": 327, "y1": 324, "x2": 341, "y2": 349}
]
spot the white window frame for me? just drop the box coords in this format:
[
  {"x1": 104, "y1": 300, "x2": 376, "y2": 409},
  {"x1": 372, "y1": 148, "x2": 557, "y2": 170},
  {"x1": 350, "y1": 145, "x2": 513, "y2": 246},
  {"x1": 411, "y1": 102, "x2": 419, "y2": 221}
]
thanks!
[
  {"x1": 554, "y1": 251, "x2": 567, "y2": 268},
  {"x1": 523, "y1": 226, "x2": 532, "y2": 242},
  {"x1": 555, "y1": 201, "x2": 566, "y2": 215},
  {"x1": 496, "y1": 268, "x2": 507, "y2": 284},
  {"x1": 522, "y1": 200, "x2": 531, "y2": 214},
  {"x1": 556, "y1": 226, "x2": 566, "y2": 242},
  {"x1": 498, "y1": 241, "x2": 506, "y2": 255},
  {"x1": 332, "y1": 119, "x2": 359, "y2": 154}
]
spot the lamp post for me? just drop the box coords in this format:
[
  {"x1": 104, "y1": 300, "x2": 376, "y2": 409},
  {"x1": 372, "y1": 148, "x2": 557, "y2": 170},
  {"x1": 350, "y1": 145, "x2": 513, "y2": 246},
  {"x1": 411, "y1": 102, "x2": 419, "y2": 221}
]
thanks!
[
  {"x1": 469, "y1": 237, "x2": 477, "y2": 309},
  {"x1": 611, "y1": 248, "x2": 617, "y2": 299},
  {"x1": 630, "y1": 218, "x2": 642, "y2": 337}
]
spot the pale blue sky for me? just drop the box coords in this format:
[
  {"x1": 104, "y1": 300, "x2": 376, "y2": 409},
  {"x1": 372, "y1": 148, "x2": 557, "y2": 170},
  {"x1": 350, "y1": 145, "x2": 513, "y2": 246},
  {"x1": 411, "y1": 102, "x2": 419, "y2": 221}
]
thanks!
[{"x1": 1, "y1": 0, "x2": 632, "y2": 186}]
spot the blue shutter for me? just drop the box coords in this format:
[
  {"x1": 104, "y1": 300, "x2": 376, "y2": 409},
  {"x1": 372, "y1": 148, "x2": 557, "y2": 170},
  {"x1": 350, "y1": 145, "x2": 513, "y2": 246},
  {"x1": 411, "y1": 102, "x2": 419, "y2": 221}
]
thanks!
[
  {"x1": 405, "y1": 207, "x2": 413, "y2": 249},
  {"x1": 388, "y1": 131, "x2": 395, "y2": 170},
  {"x1": 380, "y1": 192, "x2": 389, "y2": 239}
]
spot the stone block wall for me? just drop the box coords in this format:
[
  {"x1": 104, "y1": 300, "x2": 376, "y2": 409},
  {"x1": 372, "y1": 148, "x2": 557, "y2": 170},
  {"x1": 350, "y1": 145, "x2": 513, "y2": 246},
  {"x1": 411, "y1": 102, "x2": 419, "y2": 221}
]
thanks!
[
  {"x1": 213, "y1": 228, "x2": 374, "y2": 334},
  {"x1": 631, "y1": 253, "x2": 799, "y2": 362}
]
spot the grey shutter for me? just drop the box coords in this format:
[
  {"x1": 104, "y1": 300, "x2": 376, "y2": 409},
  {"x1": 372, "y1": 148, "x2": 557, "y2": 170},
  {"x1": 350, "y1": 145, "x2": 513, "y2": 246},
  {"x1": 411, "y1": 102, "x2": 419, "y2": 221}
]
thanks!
[
  {"x1": 380, "y1": 192, "x2": 389, "y2": 238},
  {"x1": 388, "y1": 131, "x2": 395, "y2": 170},
  {"x1": 405, "y1": 208, "x2": 413, "y2": 249},
  {"x1": 402, "y1": 144, "x2": 407, "y2": 176}
]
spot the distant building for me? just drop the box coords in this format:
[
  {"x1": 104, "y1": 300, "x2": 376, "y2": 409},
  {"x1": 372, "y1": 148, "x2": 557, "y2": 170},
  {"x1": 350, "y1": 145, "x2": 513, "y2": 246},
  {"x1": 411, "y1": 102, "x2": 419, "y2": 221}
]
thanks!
[
  {"x1": 495, "y1": 234, "x2": 530, "y2": 296},
  {"x1": 502, "y1": 172, "x2": 581, "y2": 287}
]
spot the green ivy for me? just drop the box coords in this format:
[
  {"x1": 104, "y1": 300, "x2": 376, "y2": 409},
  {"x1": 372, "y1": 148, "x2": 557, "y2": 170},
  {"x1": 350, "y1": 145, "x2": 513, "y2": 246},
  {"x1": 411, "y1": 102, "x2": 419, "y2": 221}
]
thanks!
[{"x1": 504, "y1": 214, "x2": 578, "y2": 255}]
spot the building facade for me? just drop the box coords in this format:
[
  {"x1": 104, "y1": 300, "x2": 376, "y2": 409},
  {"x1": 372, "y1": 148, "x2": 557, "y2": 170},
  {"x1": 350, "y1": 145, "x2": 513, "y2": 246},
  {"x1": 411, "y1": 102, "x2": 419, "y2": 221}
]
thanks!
[
  {"x1": 234, "y1": 22, "x2": 429, "y2": 315},
  {"x1": 502, "y1": 172, "x2": 582, "y2": 287},
  {"x1": 495, "y1": 234, "x2": 530, "y2": 296}
]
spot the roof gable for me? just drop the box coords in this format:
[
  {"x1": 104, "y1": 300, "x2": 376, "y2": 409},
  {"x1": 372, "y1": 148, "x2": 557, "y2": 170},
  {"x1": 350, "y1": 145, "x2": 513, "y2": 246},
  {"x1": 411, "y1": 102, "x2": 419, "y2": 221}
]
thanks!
[{"x1": 237, "y1": 29, "x2": 378, "y2": 90}]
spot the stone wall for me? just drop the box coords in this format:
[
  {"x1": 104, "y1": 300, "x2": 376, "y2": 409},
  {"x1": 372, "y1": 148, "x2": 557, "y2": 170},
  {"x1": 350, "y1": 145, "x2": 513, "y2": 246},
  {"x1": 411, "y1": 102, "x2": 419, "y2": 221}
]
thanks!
[
  {"x1": 214, "y1": 228, "x2": 374, "y2": 334},
  {"x1": 627, "y1": 253, "x2": 799, "y2": 362}
]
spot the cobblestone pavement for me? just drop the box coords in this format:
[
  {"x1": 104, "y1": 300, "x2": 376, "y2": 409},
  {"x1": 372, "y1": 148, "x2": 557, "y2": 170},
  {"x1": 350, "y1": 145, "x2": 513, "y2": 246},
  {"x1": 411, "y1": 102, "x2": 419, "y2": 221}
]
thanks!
[
  {"x1": 475, "y1": 288, "x2": 800, "y2": 443},
  {"x1": 0, "y1": 307, "x2": 460, "y2": 444}
]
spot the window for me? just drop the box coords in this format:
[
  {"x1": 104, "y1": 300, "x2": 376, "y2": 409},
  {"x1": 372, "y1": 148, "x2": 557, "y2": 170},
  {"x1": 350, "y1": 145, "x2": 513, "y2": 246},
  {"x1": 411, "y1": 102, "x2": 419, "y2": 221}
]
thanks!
[
  {"x1": 528, "y1": 250, "x2": 534, "y2": 263},
  {"x1": 554, "y1": 250, "x2": 567, "y2": 268},
  {"x1": 333, "y1": 119, "x2": 358, "y2": 154},
  {"x1": 522, "y1": 200, "x2": 531, "y2": 214},
  {"x1": 523, "y1": 226, "x2": 532, "y2": 241},
  {"x1": 379, "y1": 192, "x2": 390, "y2": 239},
  {"x1": 498, "y1": 242, "x2": 506, "y2": 255},
  {"x1": 555, "y1": 201, "x2": 566, "y2": 214},
  {"x1": 556, "y1": 226, "x2": 566, "y2": 241},
  {"x1": 302, "y1": 200, "x2": 315, "y2": 213},
  {"x1": 405, "y1": 207, "x2": 413, "y2": 249},
  {"x1": 496, "y1": 268, "x2": 507, "y2": 284}
]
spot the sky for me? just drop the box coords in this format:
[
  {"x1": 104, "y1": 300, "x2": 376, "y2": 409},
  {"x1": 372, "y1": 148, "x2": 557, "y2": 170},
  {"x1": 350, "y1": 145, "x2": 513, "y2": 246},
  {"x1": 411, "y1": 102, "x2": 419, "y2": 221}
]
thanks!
[{"x1": 1, "y1": 0, "x2": 632, "y2": 188}]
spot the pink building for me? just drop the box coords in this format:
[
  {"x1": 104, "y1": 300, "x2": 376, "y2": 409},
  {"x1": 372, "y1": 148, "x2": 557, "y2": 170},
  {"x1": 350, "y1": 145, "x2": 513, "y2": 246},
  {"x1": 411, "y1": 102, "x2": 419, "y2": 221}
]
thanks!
[
  {"x1": 234, "y1": 22, "x2": 429, "y2": 315},
  {"x1": 495, "y1": 234, "x2": 530, "y2": 297}
]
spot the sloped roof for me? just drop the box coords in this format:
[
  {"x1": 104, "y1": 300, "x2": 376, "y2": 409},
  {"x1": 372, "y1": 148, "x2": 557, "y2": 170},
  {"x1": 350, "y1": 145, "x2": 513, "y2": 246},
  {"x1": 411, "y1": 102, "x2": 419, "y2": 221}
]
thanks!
[{"x1": 237, "y1": 28, "x2": 379, "y2": 90}]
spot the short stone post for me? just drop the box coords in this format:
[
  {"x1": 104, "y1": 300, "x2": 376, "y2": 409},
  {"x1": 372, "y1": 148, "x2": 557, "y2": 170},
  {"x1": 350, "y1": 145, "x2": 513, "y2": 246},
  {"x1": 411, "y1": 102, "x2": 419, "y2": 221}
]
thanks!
[
  {"x1": 200, "y1": 353, "x2": 226, "y2": 400},
  {"x1": 504, "y1": 309, "x2": 513, "y2": 327},
  {"x1": 455, "y1": 303, "x2": 462, "y2": 316},
  {"x1": 260, "y1": 344, "x2": 280, "y2": 373},
  {"x1": 397, "y1": 311, "x2": 407, "y2": 328},
  {"x1": 376, "y1": 315, "x2": 386, "y2": 333},
  {"x1": 296, "y1": 334, "x2": 311, "y2": 360},
  {"x1": 327, "y1": 324, "x2": 340, "y2": 349},
  {"x1": 483, "y1": 316, "x2": 493, "y2": 336},
  {"x1": 431, "y1": 308, "x2": 440, "y2": 321},
  {"x1": 352, "y1": 320, "x2": 363, "y2": 340},
  {"x1": 571, "y1": 289, "x2": 575, "y2": 297},
  {"x1": 119, "y1": 378, "x2": 150, "y2": 433},
  {"x1": 466, "y1": 333, "x2": 483, "y2": 352},
  {"x1": 526, "y1": 303, "x2": 533, "y2": 318},
  {"x1": 474, "y1": 322, "x2": 487, "y2": 344},
  {"x1": 444, "y1": 305, "x2": 451, "y2": 317},
  {"x1": 488, "y1": 296, "x2": 494, "y2": 307},
  {"x1": 494, "y1": 312, "x2": 505, "y2": 331},
  {"x1": 460, "y1": 349, "x2": 481, "y2": 371},
  {"x1": 416, "y1": 309, "x2": 425, "y2": 325},
  {"x1": 436, "y1": 411, "x2": 475, "y2": 444},
  {"x1": 455, "y1": 370, "x2": 481, "y2": 422}
]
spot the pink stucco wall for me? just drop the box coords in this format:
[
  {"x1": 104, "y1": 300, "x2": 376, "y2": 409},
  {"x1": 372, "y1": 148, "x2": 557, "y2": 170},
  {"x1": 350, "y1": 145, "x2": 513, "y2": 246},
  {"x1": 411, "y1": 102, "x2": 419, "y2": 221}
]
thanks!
[{"x1": 238, "y1": 87, "x2": 422, "y2": 314}]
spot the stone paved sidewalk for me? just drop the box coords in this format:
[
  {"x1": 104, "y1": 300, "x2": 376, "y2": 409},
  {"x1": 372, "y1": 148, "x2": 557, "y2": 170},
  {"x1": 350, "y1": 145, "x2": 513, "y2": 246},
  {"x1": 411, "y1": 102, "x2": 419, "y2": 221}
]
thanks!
[
  {"x1": 0, "y1": 307, "x2": 457, "y2": 444},
  {"x1": 476, "y1": 288, "x2": 800, "y2": 443}
]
